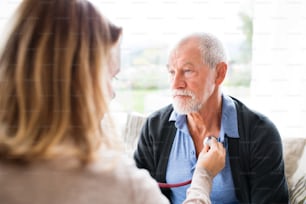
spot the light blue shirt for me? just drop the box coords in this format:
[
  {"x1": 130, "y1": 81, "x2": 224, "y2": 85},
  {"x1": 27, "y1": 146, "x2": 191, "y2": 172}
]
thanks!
[{"x1": 166, "y1": 94, "x2": 240, "y2": 204}]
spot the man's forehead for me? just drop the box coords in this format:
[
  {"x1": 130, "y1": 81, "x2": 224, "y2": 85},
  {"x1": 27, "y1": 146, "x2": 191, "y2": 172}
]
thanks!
[
  {"x1": 167, "y1": 37, "x2": 202, "y2": 65},
  {"x1": 169, "y1": 45, "x2": 200, "y2": 61}
]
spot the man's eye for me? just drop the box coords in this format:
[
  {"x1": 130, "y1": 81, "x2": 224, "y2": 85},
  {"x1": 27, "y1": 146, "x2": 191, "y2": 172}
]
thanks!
[
  {"x1": 168, "y1": 70, "x2": 175, "y2": 75},
  {"x1": 184, "y1": 69, "x2": 193, "y2": 73}
]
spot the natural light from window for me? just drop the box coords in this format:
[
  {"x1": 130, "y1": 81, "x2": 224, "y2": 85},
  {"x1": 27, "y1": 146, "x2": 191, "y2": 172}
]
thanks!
[{"x1": 1, "y1": 0, "x2": 305, "y2": 139}]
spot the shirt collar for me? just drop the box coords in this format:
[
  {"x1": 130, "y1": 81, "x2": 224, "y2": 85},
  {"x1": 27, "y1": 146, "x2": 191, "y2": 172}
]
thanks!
[
  {"x1": 221, "y1": 94, "x2": 240, "y2": 139},
  {"x1": 168, "y1": 94, "x2": 240, "y2": 139},
  {"x1": 169, "y1": 111, "x2": 188, "y2": 133}
]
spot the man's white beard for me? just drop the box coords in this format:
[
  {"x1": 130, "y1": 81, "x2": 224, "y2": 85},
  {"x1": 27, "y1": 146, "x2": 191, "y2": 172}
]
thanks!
[{"x1": 172, "y1": 89, "x2": 202, "y2": 114}]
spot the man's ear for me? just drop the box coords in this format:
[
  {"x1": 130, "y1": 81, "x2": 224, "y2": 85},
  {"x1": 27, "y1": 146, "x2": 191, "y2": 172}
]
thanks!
[{"x1": 215, "y1": 62, "x2": 227, "y2": 85}]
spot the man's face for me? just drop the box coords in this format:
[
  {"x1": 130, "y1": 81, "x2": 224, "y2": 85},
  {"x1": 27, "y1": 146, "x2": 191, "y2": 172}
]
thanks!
[{"x1": 167, "y1": 39, "x2": 217, "y2": 114}]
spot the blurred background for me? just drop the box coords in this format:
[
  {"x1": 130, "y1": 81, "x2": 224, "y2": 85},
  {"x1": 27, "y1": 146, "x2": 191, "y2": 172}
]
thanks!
[{"x1": 1, "y1": 0, "x2": 305, "y2": 138}]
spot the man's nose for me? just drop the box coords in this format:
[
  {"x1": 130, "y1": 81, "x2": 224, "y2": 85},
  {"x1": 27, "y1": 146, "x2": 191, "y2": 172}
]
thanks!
[{"x1": 171, "y1": 73, "x2": 186, "y2": 89}]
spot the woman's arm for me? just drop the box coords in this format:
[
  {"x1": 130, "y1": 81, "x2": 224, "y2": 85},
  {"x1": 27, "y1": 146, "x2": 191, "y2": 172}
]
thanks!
[{"x1": 183, "y1": 137, "x2": 226, "y2": 204}]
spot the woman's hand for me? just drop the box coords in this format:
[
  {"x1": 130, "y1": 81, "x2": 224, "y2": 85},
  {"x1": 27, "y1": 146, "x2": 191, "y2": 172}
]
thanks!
[{"x1": 196, "y1": 136, "x2": 226, "y2": 177}]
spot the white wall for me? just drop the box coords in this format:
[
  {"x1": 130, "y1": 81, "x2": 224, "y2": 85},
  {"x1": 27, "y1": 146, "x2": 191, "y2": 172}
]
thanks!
[
  {"x1": 251, "y1": 0, "x2": 306, "y2": 138},
  {"x1": 0, "y1": 1, "x2": 19, "y2": 31}
]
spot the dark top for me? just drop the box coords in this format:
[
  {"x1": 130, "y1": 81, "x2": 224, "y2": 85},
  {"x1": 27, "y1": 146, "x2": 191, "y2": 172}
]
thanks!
[{"x1": 134, "y1": 96, "x2": 289, "y2": 203}]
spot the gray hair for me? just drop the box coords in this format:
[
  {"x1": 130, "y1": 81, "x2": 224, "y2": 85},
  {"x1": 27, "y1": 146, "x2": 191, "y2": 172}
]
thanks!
[
  {"x1": 198, "y1": 33, "x2": 227, "y2": 69},
  {"x1": 180, "y1": 33, "x2": 227, "y2": 69}
]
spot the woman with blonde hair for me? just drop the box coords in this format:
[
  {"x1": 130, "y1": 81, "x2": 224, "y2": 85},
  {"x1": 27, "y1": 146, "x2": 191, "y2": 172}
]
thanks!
[{"x1": 0, "y1": 0, "x2": 225, "y2": 203}]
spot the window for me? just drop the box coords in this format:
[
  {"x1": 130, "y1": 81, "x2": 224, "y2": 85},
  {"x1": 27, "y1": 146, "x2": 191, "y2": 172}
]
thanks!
[
  {"x1": 1, "y1": 0, "x2": 305, "y2": 138},
  {"x1": 93, "y1": 0, "x2": 253, "y2": 114}
]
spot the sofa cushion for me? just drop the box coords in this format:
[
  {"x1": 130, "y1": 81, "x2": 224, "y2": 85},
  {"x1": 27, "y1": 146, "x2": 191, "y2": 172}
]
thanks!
[
  {"x1": 290, "y1": 174, "x2": 306, "y2": 204},
  {"x1": 282, "y1": 137, "x2": 306, "y2": 188},
  {"x1": 123, "y1": 112, "x2": 146, "y2": 152},
  {"x1": 288, "y1": 139, "x2": 306, "y2": 204}
]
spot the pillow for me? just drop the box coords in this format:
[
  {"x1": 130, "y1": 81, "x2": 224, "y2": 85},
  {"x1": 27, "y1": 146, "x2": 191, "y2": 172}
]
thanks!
[
  {"x1": 123, "y1": 112, "x2": 146, "y2": 152},
  {"x1": 290, "y1": 174, "x2": 306, "y2": 204},
  {"x1": 282, "y1": 137, "x2": 306, "y2": 188},
  {"x1": 289, "y1": 140, "x2": 306, "y2": 204}
]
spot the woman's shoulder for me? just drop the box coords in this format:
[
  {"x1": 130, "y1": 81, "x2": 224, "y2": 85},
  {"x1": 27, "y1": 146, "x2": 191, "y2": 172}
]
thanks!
[
  {"x1": 92, "y1": 150, "x2": 155, "y2": 184},
  {"x1": 89, "y1": 150, "x2": 169, "y2": 204},
  {"x1": 0, "y1": 150, "x2": 169, "y2": 204}
]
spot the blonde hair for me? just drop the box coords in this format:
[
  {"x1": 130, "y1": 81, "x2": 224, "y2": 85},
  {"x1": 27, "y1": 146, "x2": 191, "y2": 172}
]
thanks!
[{"x1": 0, "y1": 0, "x2": 122, "y2": 163}]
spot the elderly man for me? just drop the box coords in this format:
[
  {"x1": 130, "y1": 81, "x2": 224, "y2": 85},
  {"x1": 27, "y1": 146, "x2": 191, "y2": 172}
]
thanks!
[{"x1": 134, "y1": 32, "x2": 289, "y2": 204}]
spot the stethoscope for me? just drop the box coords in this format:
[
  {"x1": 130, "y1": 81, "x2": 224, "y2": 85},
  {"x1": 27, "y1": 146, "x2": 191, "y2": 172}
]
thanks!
[
  {"x1": 157, "y1": 136, "x2": 217, "y2": 189},
  {"x1": 158, "y1": 179, "x2": 192, "y2": 188}
]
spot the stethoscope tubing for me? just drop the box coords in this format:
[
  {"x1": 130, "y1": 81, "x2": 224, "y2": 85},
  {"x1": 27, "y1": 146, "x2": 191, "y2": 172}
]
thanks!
[
  {"x1": 158, "y1": 136, "x2": 218, "y2": 189},
  {"x1": 158, "y1": 179, "x2": 192, "y2": 188}
]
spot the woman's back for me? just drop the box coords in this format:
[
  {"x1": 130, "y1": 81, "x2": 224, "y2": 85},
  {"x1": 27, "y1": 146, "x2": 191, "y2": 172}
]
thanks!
[{"x1": 0, "y1": 150, "x2": 168, "y2": 204}]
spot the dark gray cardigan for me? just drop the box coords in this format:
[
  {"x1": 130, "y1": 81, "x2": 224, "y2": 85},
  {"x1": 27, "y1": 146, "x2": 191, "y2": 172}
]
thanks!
[{"x1": 134, "y1": 97, "x2": 289, "y2": 203}]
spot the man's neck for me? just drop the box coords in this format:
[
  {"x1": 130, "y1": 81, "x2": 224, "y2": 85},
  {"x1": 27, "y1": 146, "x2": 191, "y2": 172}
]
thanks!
[{"x1": 187, "y1": 92, "x2": 223, "y2": 138}]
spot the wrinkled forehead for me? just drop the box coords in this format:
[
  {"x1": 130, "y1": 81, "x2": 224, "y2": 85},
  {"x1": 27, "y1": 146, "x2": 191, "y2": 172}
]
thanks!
[{"x1": 168, "y1": 38, "x2": 202, "y2": 66}]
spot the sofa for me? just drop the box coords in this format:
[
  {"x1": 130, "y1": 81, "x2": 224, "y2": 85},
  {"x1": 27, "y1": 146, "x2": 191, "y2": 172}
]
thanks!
[{"x1": 121, "y1": 112, "x2": 306, "y2": 204}]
